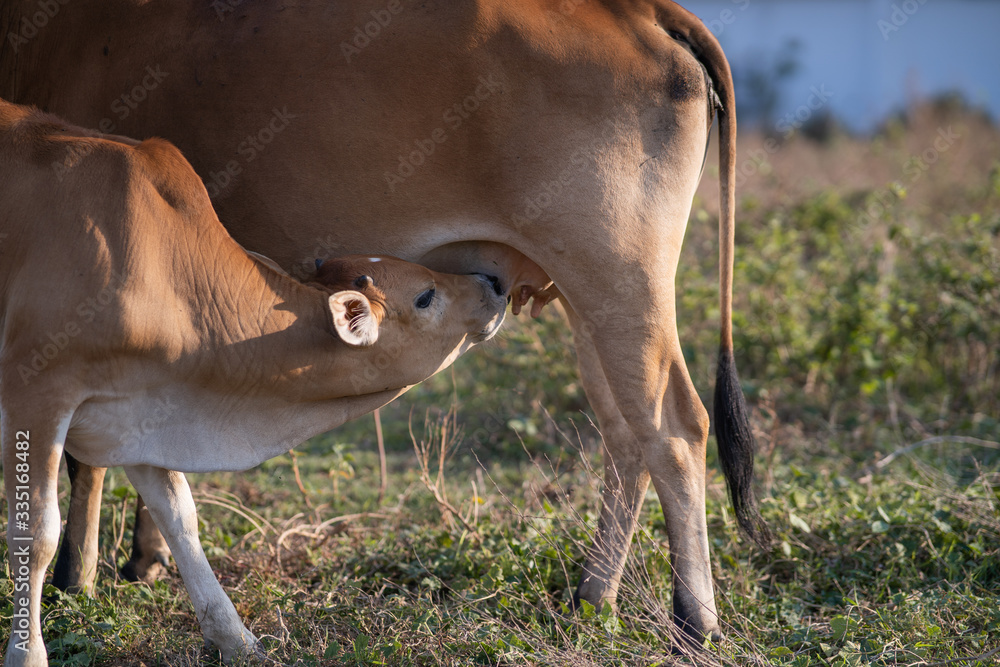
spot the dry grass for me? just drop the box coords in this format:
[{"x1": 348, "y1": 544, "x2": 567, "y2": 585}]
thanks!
[{"x1": 695, "y1": 98, "x2": 1000, "y2": 225}]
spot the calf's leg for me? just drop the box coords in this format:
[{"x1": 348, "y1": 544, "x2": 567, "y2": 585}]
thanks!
[
  {"x1": 122, "y1": 465, "x2": 259, "y2": 662},
  {"x1": 51, "y1": 453, "x2": 104, "y2": 593},
  {"x1": 54, "y1": 454, "x2": 172, "y2": 588},
  {"x1": 3, "y1": 412, "x2": 68, "y2": 667},
  {"x1": 119, "y1": 495, "x2": 172, "y2": 583}
]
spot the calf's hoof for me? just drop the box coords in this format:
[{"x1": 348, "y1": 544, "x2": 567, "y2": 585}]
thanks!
[
  {"x1": 215, "y1": 631, "x2": 264, "y2": 665},
  {"x1": 120, "y1": 550, "x2": 170, "y2": 583},
  {"x1": 3, "y1": 637, "x2": 48, "y2": 667}
]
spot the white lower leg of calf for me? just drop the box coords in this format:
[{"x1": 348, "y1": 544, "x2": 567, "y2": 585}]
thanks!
[{"x1": 123, "y1": 465, "x2": 259, "y2": 661}]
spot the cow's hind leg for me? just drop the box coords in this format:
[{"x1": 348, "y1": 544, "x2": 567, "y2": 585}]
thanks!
[
  {"x1": 566, "y1": 302, "x2": 720, "y2": 643},
  {"x1": 120, "y1": 495, "x2": 172, "y2": 583},
  {"x1": 122, "y1": 465, "x2": 259, "y2": 662},
  {"x1": 51, "y1": 453, "x2": 105, "y2": 593},
  {"x1": 543, "y1": 221, "x2": 731, "y2": 642},
  {"x1": 574, "y1": 308, "x2": 720, "y2": 643},
  {"x1": 564, "y1": 304, "x2": 652, "y2": 612},
  {"x1": 3, "y1": 409, "x2": 69, "y2": 667}
]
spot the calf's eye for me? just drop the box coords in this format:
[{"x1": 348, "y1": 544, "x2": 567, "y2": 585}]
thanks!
[{"x1": 415, "y1": 288, "x2": 436, "y2": 309}]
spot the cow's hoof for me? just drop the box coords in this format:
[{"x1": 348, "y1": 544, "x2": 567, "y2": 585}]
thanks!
[{"x1": 670, "y1": 624, "x2": 722, "y2": 655}]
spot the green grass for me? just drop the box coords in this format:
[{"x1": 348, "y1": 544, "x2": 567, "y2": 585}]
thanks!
[
  {"x1": 5, "y1": 431, "x2": 997, "y2": 665},
  {"x1": 2, "y1": 101, "x2": 999, "y2": 665}
]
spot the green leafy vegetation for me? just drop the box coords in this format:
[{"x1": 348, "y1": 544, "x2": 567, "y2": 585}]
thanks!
[{"x1": 2, "y1": 103, "x2": 998, "y2": 665}]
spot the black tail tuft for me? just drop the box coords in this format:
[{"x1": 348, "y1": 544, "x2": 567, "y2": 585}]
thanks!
[{"x1": 714, "y1": 346, "x2": 771, "y2": 550}]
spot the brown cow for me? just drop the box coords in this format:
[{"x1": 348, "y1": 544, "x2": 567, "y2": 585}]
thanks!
[
  {"x1": 0, "y1": 99, "x2": 506, "y2": 665},
  {"x1": 0, "y1": 0, "x2": 769, "y2": 647}
]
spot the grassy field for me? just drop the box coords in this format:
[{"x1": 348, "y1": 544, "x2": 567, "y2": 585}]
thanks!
[{"x1": 2, "y1": 99, "x2": 999, "y2": 665}]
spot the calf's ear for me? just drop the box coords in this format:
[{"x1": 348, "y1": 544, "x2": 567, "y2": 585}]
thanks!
[{"x1": 328, "y1": 290, "x2": 379, "y2": 346}]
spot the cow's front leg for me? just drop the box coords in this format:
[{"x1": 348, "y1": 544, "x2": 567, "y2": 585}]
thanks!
[
  {"x1": 51, "y1": 453, "x2": 105, "y2": 594},
  {"x1": 3, "y1": 412, "x2": 67, "y2": 667},
  {"x1": 122, "y1": 465, "x2": 259, "y2": 662}
]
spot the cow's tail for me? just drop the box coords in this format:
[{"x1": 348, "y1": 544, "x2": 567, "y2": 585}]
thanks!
[{"x1": 668, "y1": 5, "x2": 771, "y2": 550}]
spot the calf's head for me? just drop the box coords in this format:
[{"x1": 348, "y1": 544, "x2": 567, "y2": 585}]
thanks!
[{"x1": 314, "y1": 255, "x2": 506, "y2": 389}]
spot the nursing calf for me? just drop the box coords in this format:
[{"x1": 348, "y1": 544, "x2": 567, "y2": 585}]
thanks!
[{"x1": 0, "y1": 99, "x2": 506, "y2": 665}]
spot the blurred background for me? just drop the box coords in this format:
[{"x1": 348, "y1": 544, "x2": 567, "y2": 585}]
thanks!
[{"x1": 685, "y1": 0, "x2": 1000, "y2": 132}]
